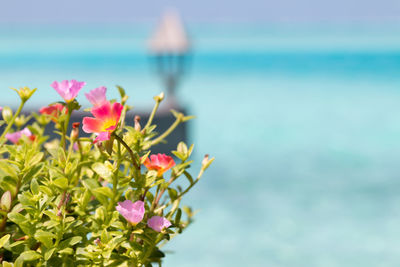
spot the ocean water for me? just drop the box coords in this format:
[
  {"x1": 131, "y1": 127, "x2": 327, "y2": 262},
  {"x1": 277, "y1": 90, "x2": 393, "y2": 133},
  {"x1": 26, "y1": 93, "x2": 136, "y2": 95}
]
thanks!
[{"x1": 1, "y1": 24, "x2": 400, "y2": 266}]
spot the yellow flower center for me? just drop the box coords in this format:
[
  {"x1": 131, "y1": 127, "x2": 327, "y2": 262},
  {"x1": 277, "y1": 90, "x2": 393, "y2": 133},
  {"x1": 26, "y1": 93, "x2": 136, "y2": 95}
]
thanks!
[{"x1": 101, "y1": 119, "x2": 116, "y2": 131}]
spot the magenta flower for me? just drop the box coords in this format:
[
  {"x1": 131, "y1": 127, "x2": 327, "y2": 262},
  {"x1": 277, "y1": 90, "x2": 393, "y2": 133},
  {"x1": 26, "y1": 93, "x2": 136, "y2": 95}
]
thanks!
[
  {"x1": 147, "y1": 216, "x2": 172, "y2": 232},
  {"x1": 5, "y1": 128, "x2": 34, "y2": 144},
  {"x1": 51, "y1": 80, "x2": 86, "y2": 102},
  {"x1": 85, "y1": 86, "x2": 107, "y2": 107},
  {"x1": 82, "y1": 101, "x2": 123, "y2": 143},
  {"x1": 116, "y1": 200, "x2": 145, "y2": 225}
]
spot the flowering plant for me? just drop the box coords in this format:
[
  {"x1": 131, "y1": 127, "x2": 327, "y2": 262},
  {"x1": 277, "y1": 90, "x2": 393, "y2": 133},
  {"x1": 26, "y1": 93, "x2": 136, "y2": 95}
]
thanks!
[{"x1": 0, "y1": 81, "x2": 213, "y2": 266}]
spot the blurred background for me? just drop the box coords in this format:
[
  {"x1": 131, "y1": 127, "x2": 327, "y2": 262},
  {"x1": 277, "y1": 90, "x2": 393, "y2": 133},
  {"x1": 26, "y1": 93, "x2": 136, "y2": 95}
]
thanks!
[{"x1": 2, "y1": 0, "x2": 400, "y2": 266}]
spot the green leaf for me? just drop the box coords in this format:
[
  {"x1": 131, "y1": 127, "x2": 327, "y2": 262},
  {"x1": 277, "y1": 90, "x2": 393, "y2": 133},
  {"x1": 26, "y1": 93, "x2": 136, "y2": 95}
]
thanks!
[
  {"x1": 0, "y1": 176, "x2": 17, "y2": 196},
  {"x1": 93, "y1": 187, "x2": 113, "y2": 199},
  {"x1": 53, "y1": 177, "x2": 69, "y2": 190},
  {"x1": 172, "y1": 151, "x2": 186, "y2": 161},
  {"x1": 150, "y1": 249, "x2": 165, "y2": 258},
  {"x1": 82, "y1": 178, "x2": 99, "y2": 190},
  {"x1": 168, "y1": 188, "x2": 178, "y2": 201},
  {"x1": 8, "y1": 212, "x2": 27, "y2": 224},
  {"x1": 30, "y1": 178, "x2": 39, "y2": 195},
  {"x1": 175, "y1": 208, "x2": 182, "y2": 225},
  {"x1": 183, "y1": 171, "x2": 194, "y2": 184},
  {"x1": 34, "y1": 230, "x2": 56, "y2": 248},
  {"x1": 0, "y1": 160, "x2": 18, "y2": 178},
  {"x1": 14, "y1": 256, "x2": 24, "y2": 267},
  {"x1": 19, "y1": 250, "x2": 42, "y2": 261},
  {"x1": 0, "y1": 234, "x2": 10, "y2": 248},
  {"x1": 182, "y1": 115, "x2": 195, "y2": 122},
  {"x1": 22, "y1": 163, "x2": 44, "y2": 184},
  {"x1": 2, "y1": 261, "x2": 13, "y2": 267},
  {"x1": 145, "y1": 170, "x2": 158, "y2": 187},
  {"x1": 59, "y1": 236, "x2": 82, "y2": 250},
  {"x1": 95, "y1": 206, "x2": 106, "y2": 222},
  {"x1": 27, "y1": 152, "x2": 43, "y2": 167},
  {"x1": 8, "y1": 240, "x2": 26, "y2": 248},
  {"x1": 44, "y1": 247, "x2": 56, "y2": 260},
  {"x1": 116, "y1": 85, "x2": 126, "y2": 98},
  {"x1": 187, "y1": 144, "x2": 194, "y2": 157},
  {"x1": 92, "y1": 162, "x2": 113, "y2": 180},
  {"x1": 100, "y1": 229, "x2": 111, "y2": 244},
  {"x1": 177, "y1": 142, "x2": 188, "y2": 155},
  {"x1": 104, "y1": 136, "x2": 114, "y2": 155},
  {"x1": 58, "y1": 247, "x2": 74, "y2": 255},
  {"x1": 57, "y1": 147, "x2": 66, "y2": 164}
]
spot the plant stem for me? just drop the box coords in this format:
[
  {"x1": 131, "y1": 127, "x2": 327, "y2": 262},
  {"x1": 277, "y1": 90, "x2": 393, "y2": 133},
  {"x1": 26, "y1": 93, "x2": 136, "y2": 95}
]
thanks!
[
  {"x1": 61, "y1": 108, "x2": 72, "y2": 150},
  {"x1": 141, "y1": 234, "x2": 163, "y2": 265},
  {"x1": 112, "y1": 133, "x2": 140, "y2": 171},
  {"x1": 153, "y1": 174, "x2": 176, "y2": 208},
  {"x1": 146, "y1": 116, "x2": 182, "y2": 149},
  {"x1": 156, "y1": 169, "x2": 205, "y2": 213},
  {"x1": 0, "y1": 100, "x2": 26, "y2": 147},
  {"x1": 109, "y1": 143, "x2": 121, "y2": 210},
  {"x1": 145, "y1": 99, "x2": 161, "y2": 130}
]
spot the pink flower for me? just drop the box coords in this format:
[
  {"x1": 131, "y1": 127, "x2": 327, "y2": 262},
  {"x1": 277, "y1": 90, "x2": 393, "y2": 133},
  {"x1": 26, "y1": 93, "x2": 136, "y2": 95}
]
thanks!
[
  {"x1": 39, "y1": 103, "x2": 67, "y2": 122},
  {"x1": 51, "y1": 80, "x2": 86, "y2": 102},
  {"x1": 82, "y1": 101, "x2": 123, "y2": 143},
  {"x1": 85, "y1": 86, "x2": 107, "y2": 107},
  {"x1": 144, "y1": 154, "x2": 175, "y2": 177},
  {"x1": 5, "y1": 128, "x2": 34, "y2": 144},
  {"x1": 116, "y1": 200, "x2": 145, "y2": 225},
  {"x1": 147, "y1": 216, "x2": 171, "y2": 232}
]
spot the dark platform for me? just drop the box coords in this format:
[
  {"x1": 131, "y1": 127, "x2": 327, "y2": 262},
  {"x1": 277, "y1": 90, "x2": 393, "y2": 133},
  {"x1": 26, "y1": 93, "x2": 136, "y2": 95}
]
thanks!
[{"x1": 52, "y1": 107, "x2": 187, "y2": 154}]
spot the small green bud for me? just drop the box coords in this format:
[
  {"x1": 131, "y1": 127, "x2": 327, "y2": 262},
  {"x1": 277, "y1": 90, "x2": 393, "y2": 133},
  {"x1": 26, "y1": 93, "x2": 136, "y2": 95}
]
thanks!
[
  {"x1": 0, "y1": 191, "x2": 12, "y2": 211},
  {"x1": 153, "y1": 92, "x2": 165, "y2": 102},
  {"x1": 2, "y1": 107, "x2": 13, "y2": 124},
  {"x1": 177, "y1": 142, "x2": 188, "y2": 155},
  {"x1": 201, "y1": 154, "x2": 214, "y2": 171},
  {"x1": 14, "y1": 114, "x2": 30, "y2": 128},
  {"x1": 11, "y1": 86, "x2": 36, "y2": 102}
]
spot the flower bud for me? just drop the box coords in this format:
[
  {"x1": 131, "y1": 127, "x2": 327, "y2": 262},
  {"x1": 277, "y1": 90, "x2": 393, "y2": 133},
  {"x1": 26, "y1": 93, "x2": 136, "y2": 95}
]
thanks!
[
  {"x1": 2, "y1": 107, "x2": 13, "y2": 124},
  {"x1": 15, "y1": 115, "x2": 29, "y2": 128},
  {"x1": 71, "y1": 122, "x2": 80, "y2": 141},
  {"x1": 0, "y1": 191, "x2": 12, "y2": 211},
  {"x1": 153, "y1": 92, "x2": 165, "y2": 102},
  {"x1": 201, "y1": 154, "x2": 215, "y2": 171},
  {"x1": 134, "y1": 115, "x2": 141, "y2": 132},
  {"x1": 12, "y1": 87, "x2": 36, "y2": 102}
]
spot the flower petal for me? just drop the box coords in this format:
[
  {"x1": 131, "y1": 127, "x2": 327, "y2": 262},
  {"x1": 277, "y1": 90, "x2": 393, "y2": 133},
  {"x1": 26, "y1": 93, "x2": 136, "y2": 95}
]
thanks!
[
  {"x1": 85, "y1": 86, "x2": 107, "y2": 107},
  {"x1": 93, "y1": 132, "x2": 111, "y2": 143},
  {"x1": 111, "y1": 102, "x2": 123, "y2": 122},
  {"x1": 91, "y1": 102, "x2": 112, "y2": 121},
  {"x1": 148, "y1": 216, "x2": 171, "y2": 232},
  {"x1": 116, "y1": 200, "x2": 145, "y2": 225},
  {"x1": 82, "y1": 117, "x2": 103, "y2": 133}
]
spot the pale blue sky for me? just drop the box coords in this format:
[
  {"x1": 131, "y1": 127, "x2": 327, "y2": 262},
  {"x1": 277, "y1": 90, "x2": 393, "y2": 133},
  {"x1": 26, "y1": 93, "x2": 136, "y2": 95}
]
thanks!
[{"x1": 0, "y1": 0, "x2": 399, "y2": 23}]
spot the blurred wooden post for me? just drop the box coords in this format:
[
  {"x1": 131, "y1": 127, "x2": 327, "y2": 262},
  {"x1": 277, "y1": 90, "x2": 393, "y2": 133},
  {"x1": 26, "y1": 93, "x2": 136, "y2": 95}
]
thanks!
[{"x1": 148, "y1": 9, "x2": 190, "y2": 104}]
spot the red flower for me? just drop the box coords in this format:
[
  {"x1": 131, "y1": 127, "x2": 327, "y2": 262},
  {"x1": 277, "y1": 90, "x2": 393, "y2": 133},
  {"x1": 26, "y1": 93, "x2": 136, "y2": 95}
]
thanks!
[
  {"x1": 40, "y1": 103, "x2": 67, "y2": 122},
  {"x1": 144, "y1": 154, "x2": 175, "y2": 176}
]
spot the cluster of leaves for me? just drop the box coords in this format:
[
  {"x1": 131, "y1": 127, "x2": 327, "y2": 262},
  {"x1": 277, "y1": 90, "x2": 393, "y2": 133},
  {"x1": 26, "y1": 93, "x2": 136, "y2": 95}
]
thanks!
[{"x1": 0, "y1": 86, "x2": 213, "y2": 266}]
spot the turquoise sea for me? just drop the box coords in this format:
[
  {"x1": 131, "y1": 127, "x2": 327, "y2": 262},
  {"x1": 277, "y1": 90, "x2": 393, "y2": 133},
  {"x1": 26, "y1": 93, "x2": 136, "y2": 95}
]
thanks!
[{"x1": 1, "y1": 24, "x2": 400, "y2": 266}]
